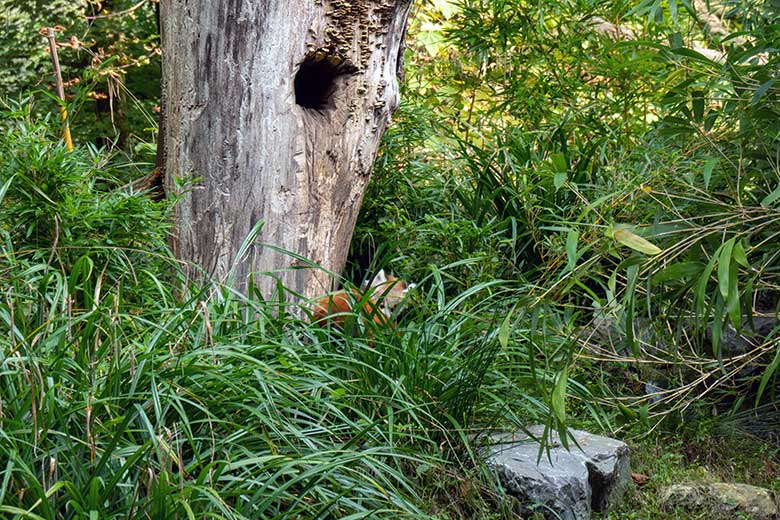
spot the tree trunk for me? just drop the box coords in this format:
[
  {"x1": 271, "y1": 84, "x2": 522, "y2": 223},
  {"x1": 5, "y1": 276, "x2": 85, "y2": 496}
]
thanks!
[{"x1": 159, "y1": 0, "x2": 412, "y2": 299}]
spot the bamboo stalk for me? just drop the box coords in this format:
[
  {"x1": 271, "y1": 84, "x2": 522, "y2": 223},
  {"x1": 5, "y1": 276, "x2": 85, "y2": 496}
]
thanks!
[{"x1": 44, "y1": 27, "x2": 74, "y2": 151}]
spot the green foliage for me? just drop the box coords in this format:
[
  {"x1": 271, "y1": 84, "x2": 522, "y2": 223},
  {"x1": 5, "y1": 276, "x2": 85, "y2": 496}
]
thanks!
[
  {"x1": 0, "y1": 0, "x2": 161, "y2": 154},
  {"x1": 0, "y1": 112, "x2": 423, "y2": 518},
  {"x1": 354, "y1": 0, "x2": 780, "y2": 434},
  {"x1": 597, "y1": 431, "x2": 780, "y2": 519},
  {"x1": 0, "y1": 104, "x2": 563, "y2": 519},
  {"x1": 2, "y1": 0, "x2": 780, "y2": 517},
  {"x1": 0, "y1": 0, "x2": 84, "y2": 94},
  {"x1": 0, "y1": 99, "x2": 168, "y2": 308}
]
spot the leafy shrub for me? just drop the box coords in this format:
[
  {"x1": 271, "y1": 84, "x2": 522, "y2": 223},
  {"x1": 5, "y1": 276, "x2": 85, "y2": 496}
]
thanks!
[
  {"x1": 0, "y1": 101, "x2": 168, "y2": 310},
  {"x1": 353, "y1": 0, "x2": 780, "y2": 433},
  {"x1": 0, "y1": 107, "x2": 436, "y2": 518},
  {"x1": 0, "y1": 102, "x2": 562, "y2": 519}
]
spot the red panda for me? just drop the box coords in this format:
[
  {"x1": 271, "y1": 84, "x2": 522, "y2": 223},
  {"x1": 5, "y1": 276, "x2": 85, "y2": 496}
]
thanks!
[{"x1": 312, "y1": 270, "x2": 413, "y2": 330}]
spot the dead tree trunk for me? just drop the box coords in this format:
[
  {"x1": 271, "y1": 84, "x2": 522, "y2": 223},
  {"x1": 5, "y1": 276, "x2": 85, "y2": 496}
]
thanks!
[{"x1": 159, "y1": 0, "x2": 412, "y2": 298}]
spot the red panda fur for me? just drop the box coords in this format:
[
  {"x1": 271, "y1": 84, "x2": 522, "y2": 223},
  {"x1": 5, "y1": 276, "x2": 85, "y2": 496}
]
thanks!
[{"x1": 312, "y1": 271, "x2": 410, "y2": 330}]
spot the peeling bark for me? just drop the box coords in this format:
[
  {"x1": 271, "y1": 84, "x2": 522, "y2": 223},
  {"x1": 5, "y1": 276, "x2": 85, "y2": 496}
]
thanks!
[{"x1": 159, "y1": 0, "x2": 413, "y2": 298}]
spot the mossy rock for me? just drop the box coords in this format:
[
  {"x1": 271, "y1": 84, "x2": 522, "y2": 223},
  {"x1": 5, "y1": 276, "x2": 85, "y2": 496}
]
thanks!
[{"x1": 661, "y1": 482, "x2": 780, "y2": 520}]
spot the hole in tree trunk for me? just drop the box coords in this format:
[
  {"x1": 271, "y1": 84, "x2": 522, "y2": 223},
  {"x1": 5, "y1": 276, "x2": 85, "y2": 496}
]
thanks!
[{"x1": 295, "y1": 53, "x2": 355, "y2": 110}]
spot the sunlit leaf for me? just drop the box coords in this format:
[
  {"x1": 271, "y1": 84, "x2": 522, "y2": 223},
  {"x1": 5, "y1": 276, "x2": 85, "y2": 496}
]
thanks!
[
  {"x1": 613, "y1": 228, "x2": 662, "y2": 255},
  {"x1": 554, "y1": 171, "x2": 567, "y2": 190},
  {"x1": 431, "y1": 0, "x2": 458, "y2": 19},
  {"x1": 550, "y1": 152, "x2": 567, "y2": 173},
  {"x1": 417, "y1": 22, "x2": 446, "y2": 56}
]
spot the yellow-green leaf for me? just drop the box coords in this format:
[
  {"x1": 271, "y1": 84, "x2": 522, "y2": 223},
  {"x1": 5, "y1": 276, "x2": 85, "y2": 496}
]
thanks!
[
  {"x1": 613, "y1": 228, "x2": 662, "y2": 255},
  {"x1": 431, "y1": 0, "x2": 458, "y2": 18},
  {"x1": 554, "y1": 172, "x2": 567, "y2": 190}
]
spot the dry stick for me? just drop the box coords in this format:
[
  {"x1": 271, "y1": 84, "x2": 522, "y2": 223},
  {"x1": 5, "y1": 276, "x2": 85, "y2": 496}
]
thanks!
[
  {"x1": 44, "y1": 27, "x2": 74, "y2": 151},
  {"x1": 85, "y1": 0, "x2": 148, "y2": 20}
]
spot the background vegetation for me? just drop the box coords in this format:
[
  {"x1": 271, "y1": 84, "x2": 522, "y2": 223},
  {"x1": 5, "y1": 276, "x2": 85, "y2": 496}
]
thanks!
[{"x1": 1, "y1": 0, "x2": 779, "y2": 518}]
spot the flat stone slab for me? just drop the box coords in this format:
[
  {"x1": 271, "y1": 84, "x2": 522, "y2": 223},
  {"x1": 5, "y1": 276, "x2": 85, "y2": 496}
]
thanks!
[
  {"x1": 487, "y1": 425, "x2": 631, "y2": 520},
  {"x1": 661, "y1": 482, "x2": 780, "y2": 520}
]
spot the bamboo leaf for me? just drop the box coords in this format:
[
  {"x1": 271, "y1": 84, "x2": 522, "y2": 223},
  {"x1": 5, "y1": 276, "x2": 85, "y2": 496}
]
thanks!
[
  {"x1": 718, "y1": 237, "x2": 735, "y2": 299},
  {"x1": 499, "y1": 308, "x2": 513, "y2": 349},
  {"x1": 761, "y1": 185, "x2": 780, "y2": 207},
  {"x1": 751, "y1": 78, "x2": 776, "y2": 105},
  {"x1": 613, "y1": 228, "x2": 662, "y2": 255},
  {"x1": 703, "y1": 158, "x2": 718, "y2": 189},
  {"x1": 696, "y1": 244, "x2": 722, "y2": 317},
  {"x1": 552, "y1": 367, "x2": 568, "y2": 425},
  {"x1": 733, "y1": 240, "x2": 749, "y2": 268},
  {"x1": 756, "y1": 345, "x2": 780, "y2": 406},
  {"x1": 566, "y1": 230, "x2": 579, "y2": 271},
  {"x1": 712, "y1": 295, "x2": 724, "y2": 361},
  {"x1": 550, "y1": 152, "x2": 567, "y2": 172},
  {"x1": 726, "y1": 260, "x2": 741, "y2": 329},
  {"x1": 692, "y1": 90, "x2": 705, "y2": 122},
  {"x1": 669, "y1": 0, "x2": 678, "y2": 24},
  {"x1": 554, "y1": 171, "x2": 567, "y2": 190},
  {"x1": 651, "y1": 261, "x2": 703, "y2": 283},
  {"x1": 625, "y1": 264, "x2": 640, "y2": 358},
  {"x1": 0, "y1": 175, "x2": 14, "y2": 205}
]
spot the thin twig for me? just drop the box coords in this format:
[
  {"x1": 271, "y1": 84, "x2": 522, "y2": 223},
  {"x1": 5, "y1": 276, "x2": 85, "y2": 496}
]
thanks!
[{"x1": 86, "y1": 0, "x2": 148, "y2": 20}]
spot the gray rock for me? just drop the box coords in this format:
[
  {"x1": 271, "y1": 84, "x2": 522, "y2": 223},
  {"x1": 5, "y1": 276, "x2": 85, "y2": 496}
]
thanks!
[
  {"x1": 491, "y1": 440, "x2": 591, "y2": 520},
  {"x1": 487, "y1": 426, "x2": 631, "y2": 520},
  {"x1": 661, "y1": 482, "x2": 780, "y2": 520},
  {"x1": 713, "y1": 315, "x2": 779, "y2": 357}
]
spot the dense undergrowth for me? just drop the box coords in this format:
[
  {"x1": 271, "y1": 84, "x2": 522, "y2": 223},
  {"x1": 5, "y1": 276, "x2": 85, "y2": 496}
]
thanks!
[
  {"x1": 2, "y1": 0, "x2": 780, "y2": 518},
  {"x1": 0, "y1": 106, "x2": 574, "y2": 518},
  {"x1": 355, "y1": 0, "x2": 780, "y2": 432}
]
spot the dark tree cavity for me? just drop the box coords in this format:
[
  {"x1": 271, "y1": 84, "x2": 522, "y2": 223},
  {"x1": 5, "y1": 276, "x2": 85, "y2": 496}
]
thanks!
[
  {"x1": 295, "y1": 55, "x2": 353, "y2": 110},
  {"x1": 160, "y1": 0, "x2": 413, "y2": 299}
]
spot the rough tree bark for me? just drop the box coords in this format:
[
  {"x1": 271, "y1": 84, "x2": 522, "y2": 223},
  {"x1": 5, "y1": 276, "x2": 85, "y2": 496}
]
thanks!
[{"x1": 159, "y1": 0, "x2": 413, "y2": 298}]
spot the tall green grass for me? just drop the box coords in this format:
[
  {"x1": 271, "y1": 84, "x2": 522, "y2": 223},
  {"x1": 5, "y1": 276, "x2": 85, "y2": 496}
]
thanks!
[{"x1": 0, "y1": 103, "x2": 565, "y2": 518}]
